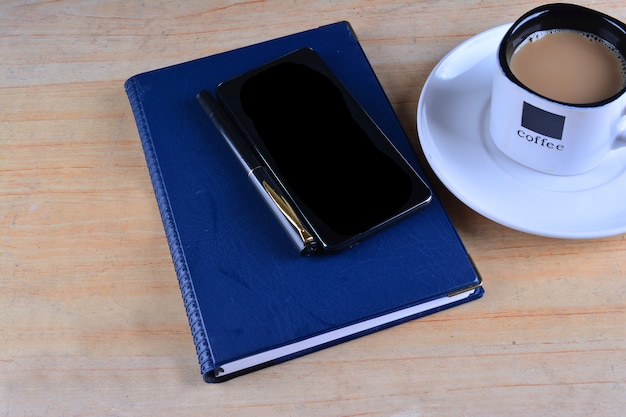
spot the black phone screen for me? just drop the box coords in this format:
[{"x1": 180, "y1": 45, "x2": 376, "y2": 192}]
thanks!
[{"x1": 216, "y1": 48, "x2": 431, "y2": 252}]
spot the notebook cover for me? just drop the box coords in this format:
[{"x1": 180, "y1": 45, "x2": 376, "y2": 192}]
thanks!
[{"x1": 124, "y1": 21, "x2": 483, "y2": 382}]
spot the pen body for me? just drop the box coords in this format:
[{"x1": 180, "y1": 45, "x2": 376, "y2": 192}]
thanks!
[{"x1": 197, "y1": 90, "x2": 319, "y2": 255}]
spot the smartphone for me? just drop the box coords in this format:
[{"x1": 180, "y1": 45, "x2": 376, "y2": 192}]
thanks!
[{"x1": 213, "y1": 47, "x2": 431, "y2": 254}]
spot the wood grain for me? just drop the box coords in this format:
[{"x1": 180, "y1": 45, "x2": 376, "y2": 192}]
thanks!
[{"x1": 1, "y1": 1, "x2": 625, "y2": 416}]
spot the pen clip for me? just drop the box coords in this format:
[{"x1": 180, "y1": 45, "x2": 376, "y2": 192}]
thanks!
[{"x1": 261, "y1": 179, "x2": 318, "y2": 255}]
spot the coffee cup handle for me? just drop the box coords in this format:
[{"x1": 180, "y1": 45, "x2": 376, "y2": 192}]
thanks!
[{"x1": 615, "y1": 114, "x2": 626, "y2": 149}]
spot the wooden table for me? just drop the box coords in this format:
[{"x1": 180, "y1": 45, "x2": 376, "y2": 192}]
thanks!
[{"x1": 2, "y1": 1, "x2": 625, "y2": 415}]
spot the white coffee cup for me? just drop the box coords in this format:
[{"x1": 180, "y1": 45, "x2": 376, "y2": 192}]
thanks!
[{"x1": 489, "y1": 3, "x2": 626, "y2": 175}]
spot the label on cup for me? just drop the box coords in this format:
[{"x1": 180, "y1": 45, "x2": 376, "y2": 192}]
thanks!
[{"x1": 521, "y1": 102, "x2": 565, "y2": 140}]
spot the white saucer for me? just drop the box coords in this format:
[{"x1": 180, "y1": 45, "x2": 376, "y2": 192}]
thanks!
[{"x1": 417, "y1": 24, "x2": 626, "y2": 239}]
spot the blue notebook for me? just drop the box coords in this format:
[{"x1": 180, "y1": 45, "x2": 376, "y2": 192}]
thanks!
[{"x1": 124, "y1": 21, "x2": 483, "y2": 382}]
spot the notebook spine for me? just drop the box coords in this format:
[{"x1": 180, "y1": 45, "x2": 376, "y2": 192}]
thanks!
[{"x1": 124, "y1": 78, "x2": 215, "y2": 377}]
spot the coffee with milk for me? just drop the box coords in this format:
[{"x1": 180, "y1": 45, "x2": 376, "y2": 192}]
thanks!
[{"x1": 510, "y1": 29, "x2": 626, "y2": 104}]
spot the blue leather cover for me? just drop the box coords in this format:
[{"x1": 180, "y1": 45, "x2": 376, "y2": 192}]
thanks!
[{"x1": 124, "y1": 21, "x2": 483, "y2": 382}]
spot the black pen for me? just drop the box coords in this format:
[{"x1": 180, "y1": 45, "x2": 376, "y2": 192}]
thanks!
[{"x1": 196, "y1": 90, "x2": 319, "y2": 256}]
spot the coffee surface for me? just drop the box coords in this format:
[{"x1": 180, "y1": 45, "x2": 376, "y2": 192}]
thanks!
[{"x1": 510, "y1": 30, "x2": 626, "y2": 104}]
